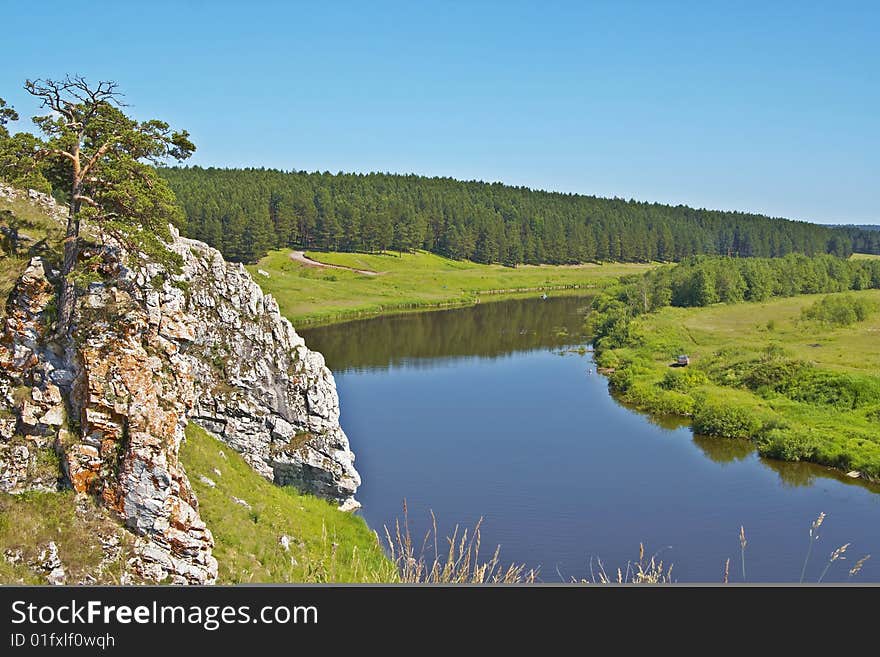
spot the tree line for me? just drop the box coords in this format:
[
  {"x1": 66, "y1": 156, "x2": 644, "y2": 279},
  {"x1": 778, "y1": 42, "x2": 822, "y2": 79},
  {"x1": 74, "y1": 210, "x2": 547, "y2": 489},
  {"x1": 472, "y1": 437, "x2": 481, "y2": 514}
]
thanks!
[
  {"x1": 837, "y1": 225, "x2": 880, "y2": 255},
  {"x1": 157, "y1": 166, "x2": 875, "y2": 265},
  {"x1": 591, "y1": 253, "x2": 880, "y2": 349}
]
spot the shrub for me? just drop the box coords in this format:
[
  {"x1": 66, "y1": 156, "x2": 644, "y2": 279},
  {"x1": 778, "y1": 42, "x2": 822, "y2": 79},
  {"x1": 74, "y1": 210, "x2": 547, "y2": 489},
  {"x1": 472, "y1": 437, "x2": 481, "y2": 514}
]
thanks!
[
  {"x1": 608, "y1": 368, "x2": 635, "y2": 392},
  {"x1": 659, "y1": 368, "x2": 708, "y2": 392},
  {"x1": 648, "y1": 388, "x2": 695, "y2": 416},
  {"x1": 594, "y1": 349, "x2": 621, "y2": 370},
  {"x1": 692, "y1": 397, "x2": 764, "y2": 439},
  {"x1": 740, "y1": 359, "x2": 811, "y2": 390},
  {"x1": 737, "y1": 359, "x2": 880, "y2": 411},
  {"x1": 757, "y1": 427, "x2": 821, "y2": 462},
  {"x1": 801, "y1": 294, "x2": 877, "y2": 327}
]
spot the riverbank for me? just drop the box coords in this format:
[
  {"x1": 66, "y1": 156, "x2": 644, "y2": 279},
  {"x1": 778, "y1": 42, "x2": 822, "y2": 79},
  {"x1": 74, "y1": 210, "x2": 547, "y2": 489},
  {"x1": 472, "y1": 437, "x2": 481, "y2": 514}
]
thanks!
[
  {"x1": 592, "y1": 289, "x2": 880, "y2": 481},
  {"x1": 246, "y1": 249, "x2": 655, "y2": 326}
]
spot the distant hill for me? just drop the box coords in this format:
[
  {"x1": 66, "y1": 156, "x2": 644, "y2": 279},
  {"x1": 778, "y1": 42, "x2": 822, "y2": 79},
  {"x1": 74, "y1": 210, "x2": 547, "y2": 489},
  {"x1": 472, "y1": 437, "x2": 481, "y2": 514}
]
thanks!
[{"x1": 160, "y1": 166, "x2": 865, "y2": 264}]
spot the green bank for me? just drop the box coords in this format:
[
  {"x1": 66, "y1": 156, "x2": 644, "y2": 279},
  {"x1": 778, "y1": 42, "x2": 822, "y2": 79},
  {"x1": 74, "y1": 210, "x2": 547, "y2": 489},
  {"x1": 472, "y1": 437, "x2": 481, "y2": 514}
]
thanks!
[
  {"x1": 247, "y1": 248, "x2": 654, "y2": 326},
  {"x1": 591, "y1": 258, "x2": 880, "y2": 480}
]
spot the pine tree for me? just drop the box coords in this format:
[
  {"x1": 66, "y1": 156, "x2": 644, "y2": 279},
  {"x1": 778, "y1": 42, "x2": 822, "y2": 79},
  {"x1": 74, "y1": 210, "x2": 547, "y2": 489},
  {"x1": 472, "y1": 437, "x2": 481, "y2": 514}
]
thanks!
[{"x1": 21, "y1": 77, "x2": 194, "y2": 336}]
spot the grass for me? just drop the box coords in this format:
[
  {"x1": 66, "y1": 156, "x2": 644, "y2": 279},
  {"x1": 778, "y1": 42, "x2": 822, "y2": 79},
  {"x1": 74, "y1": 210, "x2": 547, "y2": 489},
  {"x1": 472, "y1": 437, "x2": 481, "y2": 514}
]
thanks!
[
  {"x1": 632, "y1": 290, "x2": 880, "y2": 374},
  {"x1": 851, "y1": 253, "x2": 880, "y2": 260},
  {"x1": 0, "y1": 194, "x2": 64, "y2": 319},
  {"x1": 596, "y1": 289, "x2": 880, "y2": 479},
  {"x1": 180, "y1": 423, "x2": 396, "y2": 583},
  {"x1": 0, "y1": 491, "x2": 138, "y2": 584},
  {"x1": 384, "y1": 503, "x2": 538, "y2": 583},
  {"x1": 247, "y1": 249, "x2": 655, "y2": 326}
]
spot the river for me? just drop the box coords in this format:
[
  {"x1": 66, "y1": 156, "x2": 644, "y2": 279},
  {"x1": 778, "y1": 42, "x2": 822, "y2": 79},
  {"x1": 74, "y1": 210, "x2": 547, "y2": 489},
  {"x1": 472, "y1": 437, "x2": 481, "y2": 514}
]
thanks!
[{"x1": 300, "y1": 295, "x2": 880, "y2": 582}]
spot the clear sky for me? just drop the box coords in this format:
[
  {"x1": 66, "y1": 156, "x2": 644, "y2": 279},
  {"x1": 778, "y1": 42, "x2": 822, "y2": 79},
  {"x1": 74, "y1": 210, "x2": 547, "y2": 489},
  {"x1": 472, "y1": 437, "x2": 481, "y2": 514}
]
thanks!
[{"x1": 1, "y1": 1, "x2": 877, "y2": 224}]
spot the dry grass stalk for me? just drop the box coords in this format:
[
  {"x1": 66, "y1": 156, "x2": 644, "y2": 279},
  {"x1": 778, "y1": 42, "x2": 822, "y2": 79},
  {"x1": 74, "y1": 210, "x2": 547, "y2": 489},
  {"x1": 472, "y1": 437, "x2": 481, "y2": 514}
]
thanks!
[
  {"x1": 818, "y1": 543, "x2": 850, "y2": 583},
  {"x1": 800, "y1": 512, "x2": 826, "y2": 583},
  {"x1": 383, "y1": 501, "x2": 538, "y2": 583},
  {"x1": 580, "y1": 543, "x2": 674, "y2": 584},
  {"x1": 849, "y1": 555, "x2": 871, "y2": 578}
]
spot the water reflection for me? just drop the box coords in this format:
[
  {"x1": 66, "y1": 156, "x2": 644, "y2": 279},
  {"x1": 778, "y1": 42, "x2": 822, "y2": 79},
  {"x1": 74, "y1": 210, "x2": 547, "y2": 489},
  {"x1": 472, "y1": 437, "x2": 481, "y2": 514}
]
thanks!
[
  {"x1": 300, "y1": 295, "x2": 592, "y2": 373},
  {"x1": 617, "y1": 395, "x2": 879, "y2": 492},
  {"x1": 692, "y1": 434, "x2": 754, "y2": 464}
]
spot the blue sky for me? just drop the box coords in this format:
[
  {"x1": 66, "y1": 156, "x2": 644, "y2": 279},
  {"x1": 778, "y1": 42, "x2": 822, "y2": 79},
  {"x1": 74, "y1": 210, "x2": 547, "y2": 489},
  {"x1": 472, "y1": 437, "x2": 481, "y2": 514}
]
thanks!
[{"x1": 2, "y1": 1, "x2": 877, "y2": 224}]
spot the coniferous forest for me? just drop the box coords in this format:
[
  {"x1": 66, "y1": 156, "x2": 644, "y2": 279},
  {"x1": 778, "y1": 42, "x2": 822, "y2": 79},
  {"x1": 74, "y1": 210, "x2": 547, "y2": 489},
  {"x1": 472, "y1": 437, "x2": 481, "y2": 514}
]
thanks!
[
  {"x1": 838, "y1": 225, "x2": 880, "y2": 255},
  {"x1": 159, "y1": 167, "x2": 877, "y2": 265}
]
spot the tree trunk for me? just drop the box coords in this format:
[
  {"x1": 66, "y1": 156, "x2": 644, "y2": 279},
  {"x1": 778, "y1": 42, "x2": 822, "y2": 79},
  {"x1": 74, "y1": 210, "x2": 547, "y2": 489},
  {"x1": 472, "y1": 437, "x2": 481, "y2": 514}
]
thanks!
[{"x1": 55, "y1": 197, "x2": 80, "y2": 339}]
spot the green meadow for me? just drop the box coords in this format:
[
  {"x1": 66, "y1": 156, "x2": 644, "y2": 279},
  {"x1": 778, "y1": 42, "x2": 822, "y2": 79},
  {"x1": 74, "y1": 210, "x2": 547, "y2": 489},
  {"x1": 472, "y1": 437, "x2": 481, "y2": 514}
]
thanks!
[
  {"x1": 247, "y1": 248, "x2": 654, "y2": 326},
  {"x1": 596, "y1": 289, "x2": 880, "y2": 480}
]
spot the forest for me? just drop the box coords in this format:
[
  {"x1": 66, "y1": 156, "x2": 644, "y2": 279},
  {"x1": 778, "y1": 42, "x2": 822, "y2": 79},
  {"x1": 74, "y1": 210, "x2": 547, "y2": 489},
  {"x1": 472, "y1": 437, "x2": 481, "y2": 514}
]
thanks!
[
  {"x1": 838, "y1": 225, "x2": 880, "y2": 254},
  {"x1": 157, "y1": 167, "x2": 877, "y2": 265}
]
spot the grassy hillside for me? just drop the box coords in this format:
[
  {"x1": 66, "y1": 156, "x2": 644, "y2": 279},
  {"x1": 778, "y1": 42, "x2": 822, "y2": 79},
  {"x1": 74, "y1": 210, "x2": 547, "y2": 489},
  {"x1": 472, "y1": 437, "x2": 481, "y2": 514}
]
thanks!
[
  {"x1": 0, "y1": 193, "x2": 64, "y2": 318},
  {"x1": 0, "y1": 491, "x2": 140, "y2": 584},
  {"x1": 0, "y1": 426, "x2": 396, "y2": 585},
  {"x1": 595, "y1": 290, "x2": 880, "y2": 480},
  {"x1": 248, "y1": 248, "x2": 654, "y2": 326},
  {"x1": 180, "y1": 424, "x2": 395, "y2": 583}
]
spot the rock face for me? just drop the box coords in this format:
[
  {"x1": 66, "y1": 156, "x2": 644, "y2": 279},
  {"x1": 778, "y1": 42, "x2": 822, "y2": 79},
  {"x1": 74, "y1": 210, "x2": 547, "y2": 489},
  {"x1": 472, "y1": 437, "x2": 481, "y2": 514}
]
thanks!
[
  {"x1": 0, "y1": 249, "x2": 217, "y2": 584},
  {"x1": 0, "y1": 184, "x2": 361, "y2": 584},
  {"x1": 0, "y1": 257, "x2": 67, "y2": 495},
  {"x1": 171, "y1": 235, "x2": 360, "y2": 508}
]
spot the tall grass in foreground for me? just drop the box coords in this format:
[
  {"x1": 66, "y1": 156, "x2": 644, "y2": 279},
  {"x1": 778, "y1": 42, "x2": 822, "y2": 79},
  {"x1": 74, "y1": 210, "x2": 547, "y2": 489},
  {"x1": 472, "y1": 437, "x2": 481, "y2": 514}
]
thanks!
[
  {"x1": 583, "y1": 543, "x2": 675, "y2": 584},
  {"x1": 383, "y1": 502, "x2": 538, "y2": 583},
  {"x1": 577, "y1": 511, "x2": 870, "y2": 584},
  {"x1": 377, "y1": 507, "x2": 871, "y2": 584},
  {"x1": 798, "y1": 512, "x2": 871, "y2": 583}
]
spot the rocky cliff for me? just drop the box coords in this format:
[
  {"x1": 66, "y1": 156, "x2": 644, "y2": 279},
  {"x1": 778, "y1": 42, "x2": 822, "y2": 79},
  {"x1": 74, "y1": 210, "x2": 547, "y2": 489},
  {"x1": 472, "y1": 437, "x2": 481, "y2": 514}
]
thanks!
[{"x1": 0, "y1": 184, "x2": 360, "y2": 584}]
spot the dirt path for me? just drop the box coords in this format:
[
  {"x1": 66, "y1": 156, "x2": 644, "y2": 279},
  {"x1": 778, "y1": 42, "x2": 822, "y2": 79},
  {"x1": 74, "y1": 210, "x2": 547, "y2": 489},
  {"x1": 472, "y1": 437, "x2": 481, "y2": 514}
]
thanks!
[{"x1": 289, "y1": 250, "x2": 380, "y2": 276}]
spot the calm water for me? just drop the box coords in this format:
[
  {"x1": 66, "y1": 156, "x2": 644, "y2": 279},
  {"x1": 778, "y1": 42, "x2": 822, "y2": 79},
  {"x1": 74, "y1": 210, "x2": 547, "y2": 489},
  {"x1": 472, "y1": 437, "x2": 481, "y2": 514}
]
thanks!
[{"x1": 301, "y1": 296, "x2": 880, "y2": 582}]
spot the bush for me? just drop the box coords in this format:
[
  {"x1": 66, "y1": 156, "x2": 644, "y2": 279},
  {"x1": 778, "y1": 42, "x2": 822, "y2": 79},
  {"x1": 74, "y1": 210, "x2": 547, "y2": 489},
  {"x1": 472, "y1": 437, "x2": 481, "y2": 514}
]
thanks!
[
  {"x1": 757, "y1": 427, "x2": 821, "y2": 462},
  {"x1": 659, "y1": 368, "x2": 708, "y2": 392},
  {"x1": 736, "y1": 359, "x2": 880, "y2": 411},
  {"x1": 788, "y1": 371, "x2": 880, "y2": 411},
  {"x1": 594, "y1": 349, "x2": 621, "y2": 370},
  {"x1": 692, "y1": 397, "x2": 764, "y2": 439},
  {"x1": 608, "y1": 368, "x2": 635, "y2": 392},
  {"x1": 801, "y1": 294, "x2": 877, "y2": 327},
  {"x1": 649, "y1": 389, "x2": 695, "y2": 416}
]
